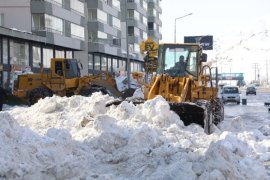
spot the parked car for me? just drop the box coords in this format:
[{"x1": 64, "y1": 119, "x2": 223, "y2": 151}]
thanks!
[
  {"x1": 246, "y1": 86, "x2": 256, "y2": 95},
  {"x1": 221, "y1": 85, "x2": 241, "y2": 104}
]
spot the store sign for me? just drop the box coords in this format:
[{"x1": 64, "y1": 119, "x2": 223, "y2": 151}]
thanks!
[
  {"x1": 140, "y1": 38, "x2": 158, "y2": 58},
  {"x1": 184, "y1": 35, "x2": 213, "y2": 50}
]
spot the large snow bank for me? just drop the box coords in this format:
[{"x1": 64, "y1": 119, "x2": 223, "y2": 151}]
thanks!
[{"x1": 0, "y1": 93, "x2": 268, "y2": 179}]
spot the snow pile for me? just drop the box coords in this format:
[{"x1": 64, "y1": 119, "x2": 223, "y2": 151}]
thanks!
[{"x1": 0, "y1": 93, "x2": 269, "y2": 179}]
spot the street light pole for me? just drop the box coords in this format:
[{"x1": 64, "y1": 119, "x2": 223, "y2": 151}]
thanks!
[
  {"x1": 174, "y1": 13, "x2": 193, "y2": 43},
  {"x1": 124, "y1": 0, "x2": 131, "y2": 88}
]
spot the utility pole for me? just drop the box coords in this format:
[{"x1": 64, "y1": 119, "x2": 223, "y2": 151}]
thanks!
[
  {"x1": 174, "y1": 13, "x2": 193, "y2": 62},
  {"x1": 124, "y1": 0, "x2": 130, "y2": 88},
  {"x1": 266, "y1": 60, "x2": 269, "y2": 85},
  {"x1": 252, "y1": 63, "x2": 258, "y2": 82}
]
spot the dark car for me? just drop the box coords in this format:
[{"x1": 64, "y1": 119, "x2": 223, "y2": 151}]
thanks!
[{"x1": 246, "y1": 86, "x2": 256, "y2": 95}]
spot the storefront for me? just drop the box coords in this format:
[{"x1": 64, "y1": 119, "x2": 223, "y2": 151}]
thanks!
[{"x1": 0, "y1": 28, "x2": 75, "y2": 90}]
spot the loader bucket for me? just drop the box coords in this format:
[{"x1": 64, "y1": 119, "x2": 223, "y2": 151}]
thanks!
[
  {"x1": 5, "y1": 93, "x2": 28, "y2": 106},
  {"x1": 169, "y1": 102, "x2": 212, "y2": 134}
]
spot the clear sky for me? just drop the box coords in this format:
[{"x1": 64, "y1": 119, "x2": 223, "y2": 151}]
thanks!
[
  {"x1": 160, "y1": 0, "x2": 270, "y2": 43},
  {"x1": 160, "y1": 0, "x2": 270, "y2": 83}
]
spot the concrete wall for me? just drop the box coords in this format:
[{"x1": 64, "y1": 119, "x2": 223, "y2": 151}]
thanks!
[{"x1": 0, "y1": 0, "x2": 31, "y2": 32}]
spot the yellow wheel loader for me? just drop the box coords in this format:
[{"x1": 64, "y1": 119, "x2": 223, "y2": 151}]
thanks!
[
  {"x1": 109, "y1": 43, "x2": 224, "y2": 134},
  {"x1": 11, "y1": 58, "x2": 130, "y2": 105},
  {"x1": 146, "y1": 43, "x2": 224, "y2": 133}
]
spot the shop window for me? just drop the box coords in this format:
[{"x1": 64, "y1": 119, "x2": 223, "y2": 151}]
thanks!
[
  {"x1": 94, "y1": 55, "x2": 101, "y2": 70},
  {"x1": 43, "y1": 48, "x2": 53, "y2": 68},
  {"x1": 33, "y1": 46, "x2": 41, "y2": 68}
]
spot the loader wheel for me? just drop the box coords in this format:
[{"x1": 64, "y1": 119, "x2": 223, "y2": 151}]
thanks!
[
  {"x1": 79, "y1": 85, "x2": 108, "y2": 97},
  {"x1": 213, "y1": 98, "x2": 224, "y2": 125},
  {"x1": 28, "y1": 88, "x2": 53, "y2": 106}
]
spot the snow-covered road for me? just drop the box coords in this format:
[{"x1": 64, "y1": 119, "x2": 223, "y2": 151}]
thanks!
[{"x1": 224, "y1": 89, "x2": 270, "y2": 177}]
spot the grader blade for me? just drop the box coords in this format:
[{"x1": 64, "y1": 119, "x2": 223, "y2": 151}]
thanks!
[{"x1": 169, "y1": 101, "x2": 212, "y2": 134}]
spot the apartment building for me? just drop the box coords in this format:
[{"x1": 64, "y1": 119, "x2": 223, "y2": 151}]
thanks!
[
  {"x1": 0, "y1": 0, "x2": 86, "y2": 88},
  {"x1": 0, "y1": 0, "x2": 162, "y2": 88},
  {"x1": 86, "y1": 0, "x2": 153, "y2": 74},
  {"x1": 147, "y1": 0, "x2": 162, "y2": 42},
  {"x1": 86, "y1": 0, "x2": 123, "y2": 74}
]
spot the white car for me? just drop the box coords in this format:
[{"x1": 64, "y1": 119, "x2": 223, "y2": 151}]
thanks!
[{"x1": 221, "y1": 85, "x2": 241, "y2": 104}]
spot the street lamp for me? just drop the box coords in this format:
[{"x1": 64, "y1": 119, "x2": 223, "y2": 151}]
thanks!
[
  {"x1": 174, "y1": 13, "x2": 193, "y2": 43},
  {"x1": 124, "y1": 0, "x2": 131, "y2": 88}
]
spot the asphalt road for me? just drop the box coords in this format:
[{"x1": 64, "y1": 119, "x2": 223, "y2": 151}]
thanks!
[
  {"x1": 224, "y1": 89, "x2": 270, "y2": 130},
  {"x1": 223, "y1": 88, "x2": 270, "y2": 177}
]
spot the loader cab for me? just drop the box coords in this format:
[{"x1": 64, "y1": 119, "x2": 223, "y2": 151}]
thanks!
[
  {"x1": 51, "y1": 58, "x2": 81, "y2": 79},
  {"x1": 157, "y1": 44, "x2": 202, "y2": 78}
]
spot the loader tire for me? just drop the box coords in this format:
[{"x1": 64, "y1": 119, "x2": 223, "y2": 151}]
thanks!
[
  {"x1": 213, "y1": 98, "x2": 224, "y2": 125},
  {"x1": 28, "y1": 87, "x2": 53, "y2": 106},
  {"x1": 79, "y1": 85, "x2": 108, "y2": 97}
]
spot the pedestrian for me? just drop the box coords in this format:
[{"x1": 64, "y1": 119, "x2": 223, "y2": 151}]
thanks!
[{"x1": 0, "y1": 86, "x2": 7, "y2": 111}]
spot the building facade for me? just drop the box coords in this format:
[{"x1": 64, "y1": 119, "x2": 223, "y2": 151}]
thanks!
[
  {"x1": 0, "y1": 0, "x2": 86, "y2": 89},
  {"x1": 147, "y1": 0, "x2": 162, "y2": 42},
  {"x1": 0, "y1": 0, "x2": 162, "y2": 89},
  {"x1": 86, "y1": 0, "x2": 162, "y2": 75}
]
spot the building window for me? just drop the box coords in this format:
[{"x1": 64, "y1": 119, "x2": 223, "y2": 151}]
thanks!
[
  {"x1": 43, "y1": 48, "x2": 53, "y2": 68},
  {"x1": 3, "y1": 38, "x2": 8, "y2": 64},
  {"x1": 33, "y1": 46, "x2": 41, "y2": 68},
  {"x1": 118, "y1": 59, "x2": 126, "y2": 71},
  {"x1": 55, "y1": 50, "x2": 65, "y2": 58},
  {"x1": 128, "y1": 26, "x2": 140, "y2": 36},
  {"x1": 32, "y1": 14, "x2": 63, "y2": 35},
  {"x1": 45, "y1": 0, "x2": 62, "y2": 7},
  {"x1": 107, "y1": 57, "x2": 112, "y2": 72},
  {"x1": 32, "y1": 14, "x2": 44, "y2": 31},
  {"x1": 94, "y1": 55, "x2": 101, "y2": 71},
  {"x1": 127, "y1": 10, "x2": 139, "y2": 20},
  {"x1": 142, "y1": 0, "x2": 147, "y2": 10},
  {"x1": 112, "y1": 0, "x2": 120, "y2": 10},
  {"x1": 142, "y1": 31, "x2": 147, "y2": 40},
  {"x1": 112, "y1": 58, "x2": 118, "y2": 72},
  {"x1": 148, "y1": 22, "x2": 154, "y2": 30},
  {"x1": 128, "y1": 26, "x2": 134, "y2": 36},
  {"x1": 45, "y1": 14, "x2": 63, "y2": 34},
  {"x1": 66, "y1": 51, "x2": 73, "y2": 58},
  {"x1": 89, "y1": 31, "x2": 108, "y2": 44},
  {"x1": 131, "y1": 62, "x2": 134, "y2": 72},
  {"x1": 112, "y1": 16, "x2": 121, "y2": 29},
  {"x1": 70, "y1": 0, "x2": 84, "y2": 15},
  {"x1": 142, "y1": 16, "x2": 147, "y2": 26},
  {"x1": 71, "y1": 23, "x2": 85, "y2": 40},
  {"x1": 10, "y1": 40, "x2": 29, "y2": 66},
  {"x1": 129, "y1": 43, "x2": 140, "y2": 53},
  {"x1": 148, "y1": 9, "x2": 156, "y2": 16},
  {"x1": 88, "y1": 9, "x2": 107, "y2": 24},
  {"x1": 88, "y1": 54, "x2": 93, "y2": 70},
  {"x1": 101, "y1": 56, "x2": 107, "y2": 71},
  {"x1": 112, "y1": 37, "x2": 121, "y2": 47}
]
